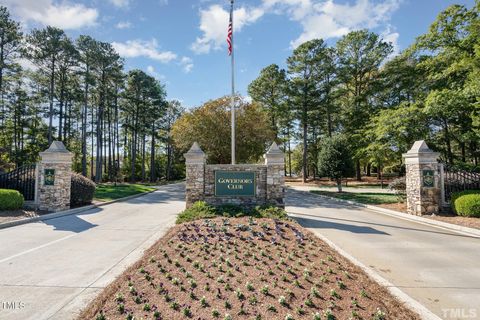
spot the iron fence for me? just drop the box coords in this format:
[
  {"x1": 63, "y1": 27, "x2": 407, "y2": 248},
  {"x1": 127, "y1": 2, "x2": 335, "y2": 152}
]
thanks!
[
  {"x1": 0, "y1": 164, "x2": 36, "y2": 201},
  {"x1": 443, "y1": 164, "x2": 480, "y2": 203}
]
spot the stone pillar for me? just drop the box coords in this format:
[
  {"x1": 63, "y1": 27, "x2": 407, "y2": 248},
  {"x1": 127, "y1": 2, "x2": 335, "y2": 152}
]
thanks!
[
  {"x1": 38, "y1": 141, "x2": 73, "y2": 212},
  {"x1": 184, "y1": 142, "x2": 206, "y2": 208},
  {"x1": 403, "y1": 140, "x2": 441, "y2": 215},
  {"x1": 264, "y1": 142, "x2": 285, "y2": 208}
]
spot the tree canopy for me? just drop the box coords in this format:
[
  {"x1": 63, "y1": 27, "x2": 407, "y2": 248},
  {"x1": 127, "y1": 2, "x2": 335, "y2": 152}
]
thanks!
[{"x1": 171, "y1": 96, "x2": 274, "y2": 164}]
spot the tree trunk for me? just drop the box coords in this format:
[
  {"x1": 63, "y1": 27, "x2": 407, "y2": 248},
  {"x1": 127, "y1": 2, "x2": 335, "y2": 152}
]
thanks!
[
  {"x1": 150, "y1": 125, "x2": 156, "y2": 182},
  {"x1": 336, "y1": 179, "x2": 342, "y2": 192},
  {"x1": 287, "y1": 126, "x2": 292, "y2": 177},
  {"x1": 48, "y1": 56, "x2": 56, "y2": 144},
  {"x1": 355, "y1": 159, "x2": 361, "y2": 181},
  {"x1": 58, "y1": 78, "x2": 65, "y2": 141},
  {"x1": 443, "y1": 118, "x2": 454, "y2": 164},
  {"x1": 141, "y1": 134, "x2": 146, "y2": 181},
  {"x1": 302, "y1": 121, "x2": 308, "y2": 183},
  {"x1": 166, "y1": 140, "x2": 172, "y2": 181},
  {"x1": 81, "y1": 66, "x2": 89, "y2": 177},
  {"x1": 90, "y1": 106, "x2": 95, "y2": 180}
]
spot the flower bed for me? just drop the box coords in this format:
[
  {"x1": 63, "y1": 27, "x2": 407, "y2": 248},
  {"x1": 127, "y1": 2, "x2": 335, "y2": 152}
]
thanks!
[{"x1": 79, "y1": 217, "x2": 419, "y2": 320}]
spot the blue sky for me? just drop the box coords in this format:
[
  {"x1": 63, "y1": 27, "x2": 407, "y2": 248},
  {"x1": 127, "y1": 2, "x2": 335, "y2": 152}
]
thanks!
[{"x1": 1, "y1": 0, "x2": 476, "y2": 108}]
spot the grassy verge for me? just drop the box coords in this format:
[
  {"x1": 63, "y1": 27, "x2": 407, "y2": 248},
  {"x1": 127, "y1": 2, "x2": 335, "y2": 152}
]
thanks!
[
  {"x1": 311, "y1": 190, "x2": 400, "y2": 205},
  {"x1": 94, "y1": 184, "x2": 157, "y2": 202}
]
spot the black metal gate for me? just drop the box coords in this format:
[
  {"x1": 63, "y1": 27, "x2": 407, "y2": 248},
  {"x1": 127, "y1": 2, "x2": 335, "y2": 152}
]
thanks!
[
  {"x1": 0, "y1": 164, "x2": 36, "y2": 201},
  {"x1": 443, "y1": 164, "x2": 480, "y2": 202}
]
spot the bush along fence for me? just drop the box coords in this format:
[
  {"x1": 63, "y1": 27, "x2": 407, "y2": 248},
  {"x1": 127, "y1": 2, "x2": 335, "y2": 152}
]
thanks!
[
  {"x1": 0, "y1": 141, "x2": 74, "y2": 212},
  {"x1": 0, "y1": 164, "x2": 36, "y2": 201},
  {"x1": 403, "y1": 140, "x2": 480, "y2": 216}
]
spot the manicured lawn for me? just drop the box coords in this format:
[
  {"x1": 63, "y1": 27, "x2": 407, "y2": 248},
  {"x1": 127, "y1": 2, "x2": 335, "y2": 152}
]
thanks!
[
  {"x1": 78, "y1": 216, "x2": 419, "y2": 320},
  {"x1": 311, "y1": 190, "x2": 400, "y2": 205},
  {"x1": 313, "y1": 184, "x2": 385, "y2": 189},
  {"x1": 94, "y1": 184, "x2": 157, "y2": 202}
]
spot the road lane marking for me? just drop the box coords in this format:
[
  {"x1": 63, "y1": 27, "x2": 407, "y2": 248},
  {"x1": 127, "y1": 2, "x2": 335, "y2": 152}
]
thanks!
[{"x1": 0, "y1": 234, "x2": 76, "y2": 264}]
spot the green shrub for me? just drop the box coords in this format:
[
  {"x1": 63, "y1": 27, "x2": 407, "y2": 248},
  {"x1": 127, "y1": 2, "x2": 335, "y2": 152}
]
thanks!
[
  {"x1": 0, "y1": 189, "x2": 24, "y2": 210},
  {"x1": 70, "y1": 173, "x2": 96, "y2": 207},
  {"x1": 176, "y1": 201, "x2": 217, "y2": 224},
  {"x1": 217, "y1": 204, "x2": 250, "y2": 217},
  {"x1": 452, "y1": 190, "x2": 480, "y2": 217},
  {"x1": 176, "y1": 201, "x2": 289, "y2": 224},
  {"x1": 255, "y1": 206, "x2": 289, "y2": 220}
]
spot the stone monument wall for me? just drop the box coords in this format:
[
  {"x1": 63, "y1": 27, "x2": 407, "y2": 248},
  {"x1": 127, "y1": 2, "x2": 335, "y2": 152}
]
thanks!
[{"x1": 184, "y1": 142, "x2": 285, "y2": 208}]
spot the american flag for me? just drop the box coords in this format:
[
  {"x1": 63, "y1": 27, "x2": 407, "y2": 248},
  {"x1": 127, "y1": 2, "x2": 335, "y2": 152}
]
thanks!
[{"x1": 227, "y1": 5, "x2": 233, "y2": 55}]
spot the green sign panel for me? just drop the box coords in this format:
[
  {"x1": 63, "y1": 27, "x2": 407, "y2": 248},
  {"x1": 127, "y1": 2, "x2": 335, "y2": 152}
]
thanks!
[
  {"x1": 44, "y1": 169, "x2": 55, "y2": 186},
  {"x1": 422, "y1": 170, "x2": 435, "y2": 188},
  {"x1": 215, "y1": 171, "x2": 256, "y2": 197}
]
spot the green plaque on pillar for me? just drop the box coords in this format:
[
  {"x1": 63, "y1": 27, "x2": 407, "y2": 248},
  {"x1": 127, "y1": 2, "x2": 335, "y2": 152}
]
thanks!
[
  {"x1": 44, "y1": 169, "x2": 55, "y2": 186},
  {"x1": 215, "y1": 171, "x2": 256, "y2": 197},
  {"x1": 422, "y1": 170, "x2": 434, "y2": 188}
]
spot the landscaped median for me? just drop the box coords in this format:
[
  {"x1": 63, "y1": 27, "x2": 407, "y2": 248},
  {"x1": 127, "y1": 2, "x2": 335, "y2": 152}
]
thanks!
[{"x1": 78, "y1": 203, "x2": 420, "y2": 320}]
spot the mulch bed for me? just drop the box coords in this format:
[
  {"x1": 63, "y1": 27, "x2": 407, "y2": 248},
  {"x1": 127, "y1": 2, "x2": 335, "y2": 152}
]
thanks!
[
  {"x1": 0, "y1": 209, "x2": 43, "y2": 224},
  {"x1": 78, "y1": 217, "x2": 419, "y2": 320},
  {"x1": 424, "y1": 214, "x2": 480, "y2": 230},
  {"x1": 376, "y1": 203, "x2": 480, "y2": 231}
]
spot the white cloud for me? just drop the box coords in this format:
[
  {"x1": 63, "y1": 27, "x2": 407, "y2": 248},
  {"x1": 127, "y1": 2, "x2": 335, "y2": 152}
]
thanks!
[
  {"x1": 2, "y1": 0, "x2": 98, "y2": 29},
  {"x1": 191, "y1": 4, "x2": 265, "y2": 54},
  {"x1": 112, "y1": 39, "x2": 177, "y2": 63},
  {"x1": 191, "y1": 0, "x2": 402, "y2": 53},
  {"x1": 109, "y1": 0, "x2": 130, "y2": 8},
  {"x1": 180, "y1": 57, "x2": 194, "y2": 73},
  {"x1": 269, "y1": 0, "x2": 402, "y2": 47},
  {"x1": 116, "y1": 21, "x2": 132, "y2": 29},
  {"x1": 113, "y1": 39, "x2": 193, "y2": 72}
]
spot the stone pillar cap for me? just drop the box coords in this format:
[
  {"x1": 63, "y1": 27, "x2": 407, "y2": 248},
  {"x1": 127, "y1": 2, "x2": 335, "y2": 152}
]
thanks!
[
  {"x1": 264, "y1": 142, "x2": 284, "y2": 164},
  {"x1": 40, "y1": 141, "x2": 73, "y2": 163},
  {"x1": 402, "y1": 140, "x2": 440, "y2": 164},
  {"x1": 184, "y1": 142, "x2": 206, "y2": 164},
  {"x1": 46, "y1": 141, "x2": 70, "y2": 153}
]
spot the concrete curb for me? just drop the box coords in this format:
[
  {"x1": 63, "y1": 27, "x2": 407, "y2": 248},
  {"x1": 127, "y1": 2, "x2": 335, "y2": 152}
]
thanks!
[
  {"x1": 289, "y1": 217, "x2": 442, "y2": 320},
  {"x1": 301, "y1": 189, "x2": 480, "y2": 238},
  {"x1": 0, "y1": 187, "x2": 160, "y2": 231}
]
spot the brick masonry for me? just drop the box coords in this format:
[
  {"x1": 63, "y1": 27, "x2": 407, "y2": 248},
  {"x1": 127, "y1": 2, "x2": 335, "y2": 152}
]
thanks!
[{"x1": 184, "y1": 142, "x2": 285, "y2": 208}]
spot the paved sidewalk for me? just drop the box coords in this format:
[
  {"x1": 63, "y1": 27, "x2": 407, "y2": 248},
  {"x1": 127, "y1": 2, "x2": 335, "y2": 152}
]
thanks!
[
  {"x1": 0, "y1": 183, "x2": 185, "y2": 320},
  {"x1": 286, "y1": 188, "x2": 480, "y2": 320}
]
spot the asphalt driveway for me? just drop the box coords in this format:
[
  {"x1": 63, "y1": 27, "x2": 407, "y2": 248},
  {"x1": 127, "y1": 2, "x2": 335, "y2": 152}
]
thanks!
[
  {"x1": 286, "y1": 187, "x2": 480, "y2": 320},
  {"x1": 0, "y1": 183, "x2": 185, "y2": 320}
]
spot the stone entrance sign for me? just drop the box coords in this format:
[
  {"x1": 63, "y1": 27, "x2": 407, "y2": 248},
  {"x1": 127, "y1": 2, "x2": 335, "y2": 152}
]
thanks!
[
  {"x1": 184, "y1": 142, "x2": 285, "y2": 208},
  {"x1": 37, "y1": 141, "x2": 73, "y2": 212},
  {"x1": 403, "y1": 140, "x2": 440, "y2": 215}
]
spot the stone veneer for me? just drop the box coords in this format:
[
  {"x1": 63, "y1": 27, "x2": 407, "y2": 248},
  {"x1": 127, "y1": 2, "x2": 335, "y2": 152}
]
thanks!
[
  {"x1": 403, "y1": 140, "x2": 441, "y2": 215},
  {"x1": 37, "y1": 141, "x2": 73, "y2": 212},
  {"x1": 184, "y1": 142, "x2": 285, "y2": 208}
]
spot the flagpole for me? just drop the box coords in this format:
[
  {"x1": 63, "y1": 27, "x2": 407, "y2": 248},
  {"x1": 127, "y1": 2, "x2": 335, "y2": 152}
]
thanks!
[{"x1": 230, "y1": 0, "x2": 236, "y2": 165}]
